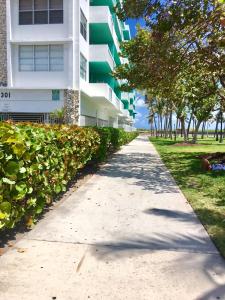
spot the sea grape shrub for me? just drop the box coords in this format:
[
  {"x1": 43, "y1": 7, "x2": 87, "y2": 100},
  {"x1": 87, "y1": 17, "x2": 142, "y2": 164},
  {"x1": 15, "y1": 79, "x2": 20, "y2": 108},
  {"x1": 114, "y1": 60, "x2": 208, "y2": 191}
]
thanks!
[
  {"x1": 0, "y1": 122, "x2": 138, "y2": 229},
  {"x1": 94, "y1": 127, "x2": 138, "y2": 160}
]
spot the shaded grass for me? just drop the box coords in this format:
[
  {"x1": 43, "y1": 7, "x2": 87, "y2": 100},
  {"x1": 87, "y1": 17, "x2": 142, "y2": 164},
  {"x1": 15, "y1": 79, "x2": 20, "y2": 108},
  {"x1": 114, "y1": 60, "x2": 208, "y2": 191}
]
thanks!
[{"x1": 150, "y1": 137, "x2": 225, "y2": 258}]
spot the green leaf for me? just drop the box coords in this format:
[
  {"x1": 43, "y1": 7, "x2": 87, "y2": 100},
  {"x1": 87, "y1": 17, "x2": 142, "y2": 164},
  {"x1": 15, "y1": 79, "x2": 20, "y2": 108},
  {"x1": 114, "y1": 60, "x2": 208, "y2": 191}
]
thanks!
[
  {"x1": 54, "y1": 185, "x2": 61, "y2": 194},
  {"x1": 16, "y1": 182, "x2": 27, "y2": 193},
  {"x1": 28, "y1": 187, "x2": 33, "y2": 194},
  {"x1": 15, "y1": 182, "x2": 28, "y2": 199},
  {"x1": 19, "y1": 167, "x2": 26, "y2": 174},
  {"x1": 12, "y1": 143, "x2": 26, "y2": 157},
  {"x1": 0, "y1": 202, "x2": 11, "y2": 213},
  {"x1": 0, "y1": 150, "x2": 4, "y2": 160},
  {"x1": 5, "y1": 161, "x2": 20, "y2": 176},
  {"x1": 0, "y1": 212, "x2": 7, "y2": 220},
  {"x1": 2, "y1": 177, "x2": 16, "y2": 185},
  {"x1": 27, "y1": 198, "x2": 37, "y2": 207}
]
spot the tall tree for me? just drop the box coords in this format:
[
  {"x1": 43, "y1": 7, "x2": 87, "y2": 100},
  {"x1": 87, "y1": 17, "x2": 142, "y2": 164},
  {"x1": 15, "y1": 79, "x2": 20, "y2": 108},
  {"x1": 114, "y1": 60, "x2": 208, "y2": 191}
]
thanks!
[{"x1": 114, "y1": 0, "x2": 224, "y2": 142}]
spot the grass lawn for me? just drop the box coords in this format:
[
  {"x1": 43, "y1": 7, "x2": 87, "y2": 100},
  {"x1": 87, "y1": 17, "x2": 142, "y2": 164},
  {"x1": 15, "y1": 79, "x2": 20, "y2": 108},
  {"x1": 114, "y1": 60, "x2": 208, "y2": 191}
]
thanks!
[{"x1": 150, "y1": 137, "x2": 225, "y2": 258}]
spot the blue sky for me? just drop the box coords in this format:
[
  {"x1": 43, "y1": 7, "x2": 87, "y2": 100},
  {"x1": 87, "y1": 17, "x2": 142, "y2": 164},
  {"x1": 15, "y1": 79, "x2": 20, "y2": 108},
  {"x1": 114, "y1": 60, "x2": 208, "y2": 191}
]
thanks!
[{"x1": 126, "y1": 19, "x2": 150, "y2": 129}]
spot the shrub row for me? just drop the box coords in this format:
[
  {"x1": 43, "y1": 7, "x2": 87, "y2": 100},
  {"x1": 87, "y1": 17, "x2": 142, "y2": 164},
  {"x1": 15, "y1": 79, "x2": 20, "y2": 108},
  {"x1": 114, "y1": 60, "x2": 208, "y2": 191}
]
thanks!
[
  {"x1": 93, "y1": 127, "x2": 138, "y2": 161},
  {"x1": 0, "y1": 122, "x2": 138, "y2": 230}
]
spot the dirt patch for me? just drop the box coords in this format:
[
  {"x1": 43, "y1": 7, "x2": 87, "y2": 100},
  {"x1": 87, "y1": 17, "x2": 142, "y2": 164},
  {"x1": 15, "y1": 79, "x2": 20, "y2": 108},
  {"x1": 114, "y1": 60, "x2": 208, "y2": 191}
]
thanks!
[
  {"x1": 196, "y1": 152, "x2": 225, "y2": 161},
  {"x1": 173, "y1": 142, "x2": 203, "y2": 147},
  {"x1": 196, "y1": 152, "x2": 225, "y2": 171}
]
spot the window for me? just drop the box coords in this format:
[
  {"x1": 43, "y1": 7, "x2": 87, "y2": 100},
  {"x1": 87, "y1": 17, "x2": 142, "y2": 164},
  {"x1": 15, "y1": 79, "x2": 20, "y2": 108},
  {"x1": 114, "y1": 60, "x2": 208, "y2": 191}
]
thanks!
[
  {"x1": 49, "y1": 45, "x2": 64, "y2": 71},
  {"x1": 80, "y1": 53, "x2": 87, "y2": 80},
  {"x1": 19, "y1": 0, "x2": 63, "y2": 25},
  {"x1": 80, "y1": 10, "x2": 87, "y2": 40},
  {"x1": 19, "y1": 45, "x2": 64, "y2": 72},
  {"x1": 19, "y1": 45, "x2": 34, "y2": 71}
]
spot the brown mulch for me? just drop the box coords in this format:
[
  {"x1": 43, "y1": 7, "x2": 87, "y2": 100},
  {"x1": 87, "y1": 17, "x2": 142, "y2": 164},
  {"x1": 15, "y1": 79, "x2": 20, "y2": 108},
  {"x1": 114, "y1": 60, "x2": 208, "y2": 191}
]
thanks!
[
  {"x1": 173, "y1": 142, "x2": 203, "y2": 147},
  {"x1": 196, "y1": 152, "x2": 225, "y2": 161}
]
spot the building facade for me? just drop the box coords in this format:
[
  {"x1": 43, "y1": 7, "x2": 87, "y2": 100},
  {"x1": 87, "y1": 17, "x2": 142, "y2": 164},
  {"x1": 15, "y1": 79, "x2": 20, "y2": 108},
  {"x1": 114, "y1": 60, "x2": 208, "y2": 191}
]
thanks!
[{"x1": 0, "y1": 0, "x2": 135, "y2": 131}]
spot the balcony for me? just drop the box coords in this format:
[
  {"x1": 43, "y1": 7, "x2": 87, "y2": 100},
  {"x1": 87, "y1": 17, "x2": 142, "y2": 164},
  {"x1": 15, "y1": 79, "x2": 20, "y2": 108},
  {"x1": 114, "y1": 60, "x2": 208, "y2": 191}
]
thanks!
[
  {"x1": 121, "y1": 92, "x2": 130, "y2": 109},
  {"x1": 89, "y1": 45, "x2": 115, "y2": 72},
  {"x1": 121, "y1": 91, "x2": 130, "y2": 100},
  {"x1": 90, "y1": 0, "x2": 117, "y2": 10},
  {"x1": 89, "y1": 6, "x2": 121, "y2": 65},
  {"x1": 123, "y1": 24, "x2": 131, "y2": 40},
  {"x1": 129, "y1": 104, "x2": 135, "y2": 112},
  {"x1": 89, "y1": 83, "x2": 120, "y2": 111},
  {"x1": 121, "y1": 109, "x2": 130, "y2": 118},
  {"x1": 91, "y1": 0, "x2": 127, "y2": 42}
]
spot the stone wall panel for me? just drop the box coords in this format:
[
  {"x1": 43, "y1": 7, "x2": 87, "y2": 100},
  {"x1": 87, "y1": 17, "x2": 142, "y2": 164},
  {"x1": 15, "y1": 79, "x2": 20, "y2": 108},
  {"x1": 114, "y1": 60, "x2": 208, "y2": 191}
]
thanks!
[
  {"x1": 64, "y1": 90, "x2": 80, "y2": 124},
  {"x1": 0, "y1": 0, "x2": 7, "y2": 87}
]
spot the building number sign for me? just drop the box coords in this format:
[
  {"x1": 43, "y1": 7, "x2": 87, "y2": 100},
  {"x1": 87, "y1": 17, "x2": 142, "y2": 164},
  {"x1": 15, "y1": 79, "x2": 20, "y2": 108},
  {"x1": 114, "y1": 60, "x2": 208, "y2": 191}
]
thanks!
[{"x1": 1, "y1": 92, "x2": 11, "y2": 99}]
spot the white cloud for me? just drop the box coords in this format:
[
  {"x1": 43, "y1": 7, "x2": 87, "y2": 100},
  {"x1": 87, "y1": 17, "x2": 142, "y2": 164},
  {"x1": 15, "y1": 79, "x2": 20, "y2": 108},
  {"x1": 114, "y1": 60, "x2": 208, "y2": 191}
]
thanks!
[
  {"x1": 136, "y1": 112, "x2": 142, "y2": 118},
  {"x1": 135, "y1": 98, "x2": 147, "y2": 108},
  {"x1": 135, "y1": 112, "x2": 142, "y2": 120}
]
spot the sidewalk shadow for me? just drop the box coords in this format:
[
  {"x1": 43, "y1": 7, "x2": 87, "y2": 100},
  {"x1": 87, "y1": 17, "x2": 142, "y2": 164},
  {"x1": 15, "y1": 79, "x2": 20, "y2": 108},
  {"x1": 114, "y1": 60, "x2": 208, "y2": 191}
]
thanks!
[
  {"x1": 92, "y1": 233, "x2": 218, "y2": 260},
  {"x1": 91, "y1": 234, "x2": 225, "y2": 299},
  {"x1": 196, "y1": 285, "x2": 225, "y2": 300},
  {"x1": 144, "y1": 208, "x2": 199, "y2": 223},
  {"x1": 98, "y1": 152, "x2": 179, "y2": 194}
]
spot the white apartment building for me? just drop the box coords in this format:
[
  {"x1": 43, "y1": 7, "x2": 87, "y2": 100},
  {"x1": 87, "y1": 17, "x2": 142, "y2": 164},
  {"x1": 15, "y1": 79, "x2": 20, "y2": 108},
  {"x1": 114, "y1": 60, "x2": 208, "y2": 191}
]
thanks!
[{"x1": 0, "y1": 0, "x2": 136, "y2": 131}]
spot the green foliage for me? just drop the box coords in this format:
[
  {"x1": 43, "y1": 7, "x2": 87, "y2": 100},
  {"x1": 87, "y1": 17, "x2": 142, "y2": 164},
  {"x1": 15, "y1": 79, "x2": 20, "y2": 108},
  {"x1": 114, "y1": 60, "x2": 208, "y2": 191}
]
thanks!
[
  {"x1": 93, "y1": 127, "x2": 138, "y2": 161},
  {"x1": 150, "y1": 137, "x2": 225, "y2": 257},
  {"x1": 0, "y1": 122, "x2": 138, "y2": 230},
  {"x1": 114, "y1": 0, "x2": 225, "y2": 143}
]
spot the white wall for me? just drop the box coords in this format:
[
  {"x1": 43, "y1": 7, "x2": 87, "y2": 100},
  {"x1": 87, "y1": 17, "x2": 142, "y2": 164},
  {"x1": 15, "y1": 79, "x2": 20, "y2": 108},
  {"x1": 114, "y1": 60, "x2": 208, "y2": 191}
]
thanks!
[
  {"x1": 3, "y1": 0, "x2": 92, "y2": 114},
  {"x1": 0, "y1": 89, "x2": 64, "y2": 113},
  {"x1": 75, "y1": 0, "x2": 90, "y2": 91},
  {"x1": 11, "y1": 44, "x2": 71, "y2": 89},
  {"x1": 8, "y1": 0, "x2": 75, "y2": 89},
  {"x1": 80, "y1": 92, "x2": 119, "y2": 121},
  {"x1": 10, "y1": 0, "x2": 73, "y2": 41},
  {"x1": 3, "y1": 0, "x2": 133, "y2": 128}
]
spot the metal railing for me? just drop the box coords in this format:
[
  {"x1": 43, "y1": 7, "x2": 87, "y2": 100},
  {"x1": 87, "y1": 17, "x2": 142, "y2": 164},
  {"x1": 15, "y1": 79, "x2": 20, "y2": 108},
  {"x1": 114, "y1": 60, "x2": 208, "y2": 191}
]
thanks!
[{"x1": 0, "y1": 113, "x2": 63, "y2": 124}]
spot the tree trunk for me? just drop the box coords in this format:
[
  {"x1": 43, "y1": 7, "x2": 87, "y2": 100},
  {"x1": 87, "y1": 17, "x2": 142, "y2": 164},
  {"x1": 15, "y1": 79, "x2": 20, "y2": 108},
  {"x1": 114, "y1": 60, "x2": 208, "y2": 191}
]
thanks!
[
  {"x1": 174, "y1": 118, "x2": 178, "y2": 141},
  {"x1": 160, "y1": 115, "x2": 163, "y2": 137},
  {"x1": 158, "y1": 115, "x2": 160, "y2": 138},
  {"x1": 215, "y1": 115, "x2": 219, "y2": 141},
  {"x1": 169, "y1": 112, "x2": 173, "y2": 140},
  {"x1": 154, "y1": 115, "x2": 158, "y2": 137},
  {"x1": 187, "y1": 113, "x2": 193, "y2": 139},
  {"x1": 164, "y1": 115, "x2": 168, "y2": 138},
  {"x1": 201, "y1": 122, "x2": 205, "y2": 139},
  {"x1": 192, "y1": 119, "x2": 195, "y2": 137},
  {"x1": 192, "y1": 120, "x2": 202, "y2": 144},
  {"x1": 219, "y1": 111, "x2": 223, "y2": 143},
  {"x1": 180, "y1": 117, "x2": 188, "y2": 142}
]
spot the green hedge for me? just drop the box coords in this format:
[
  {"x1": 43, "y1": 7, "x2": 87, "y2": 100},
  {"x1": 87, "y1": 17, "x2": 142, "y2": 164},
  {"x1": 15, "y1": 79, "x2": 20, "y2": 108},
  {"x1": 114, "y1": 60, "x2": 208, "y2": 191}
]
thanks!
[
  {"x1": 0, "y1": 122, "x2": 138, "y2": 230},
  {"x1": 93, "y1": 127, "x2": 138, "y2": 161}
]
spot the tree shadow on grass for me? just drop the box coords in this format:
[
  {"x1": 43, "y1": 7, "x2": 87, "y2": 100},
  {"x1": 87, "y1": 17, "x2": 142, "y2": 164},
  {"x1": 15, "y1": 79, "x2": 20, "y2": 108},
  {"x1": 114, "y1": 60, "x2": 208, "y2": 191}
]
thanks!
[{"x1": 159, "y1": 151, "x2": 225, "y2": 189}]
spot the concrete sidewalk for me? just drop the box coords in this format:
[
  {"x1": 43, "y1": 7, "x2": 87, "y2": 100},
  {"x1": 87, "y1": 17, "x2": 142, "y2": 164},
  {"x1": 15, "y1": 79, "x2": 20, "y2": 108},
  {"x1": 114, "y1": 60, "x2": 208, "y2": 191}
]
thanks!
[{"x1": 1, "y1": 135, "x2": 225, "y2": 300}]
